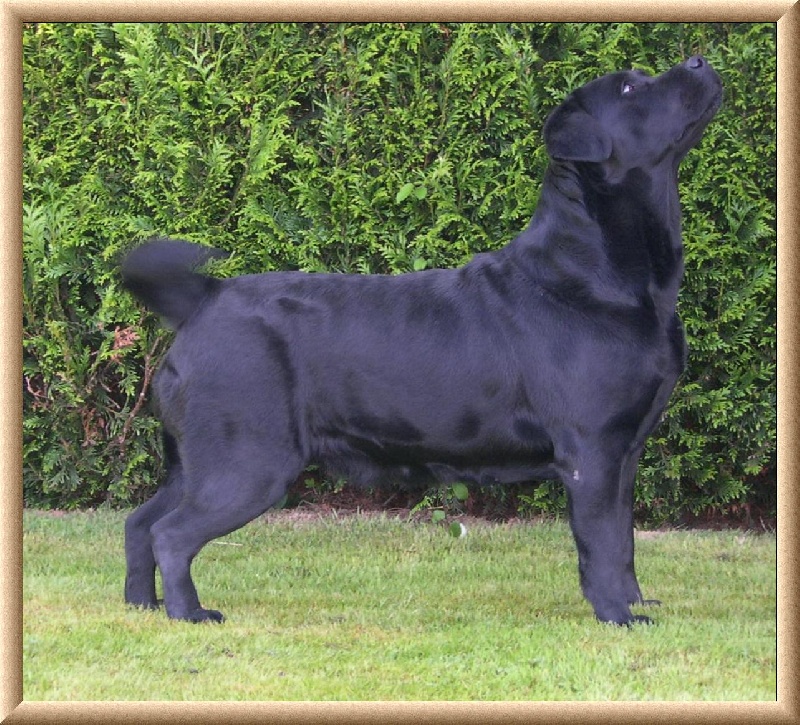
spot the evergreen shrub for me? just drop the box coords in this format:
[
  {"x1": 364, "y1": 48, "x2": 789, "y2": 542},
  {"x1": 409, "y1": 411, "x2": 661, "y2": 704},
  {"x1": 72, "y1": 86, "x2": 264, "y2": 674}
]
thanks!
[{"x1": 22, "y1": 22, "x2": 776, "y2": 520}]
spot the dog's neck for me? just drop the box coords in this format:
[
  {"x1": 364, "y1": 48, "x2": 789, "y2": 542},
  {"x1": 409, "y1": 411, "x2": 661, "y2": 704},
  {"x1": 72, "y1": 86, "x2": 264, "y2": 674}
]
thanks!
[{"x1": 514, "y1": 160, "x2": 685, "y2": 318}]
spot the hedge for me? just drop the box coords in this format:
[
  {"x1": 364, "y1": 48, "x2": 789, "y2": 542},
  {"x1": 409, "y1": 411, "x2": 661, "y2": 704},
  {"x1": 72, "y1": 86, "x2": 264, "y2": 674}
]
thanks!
[{"x1": 22, "y1": 22, "x2": 777, "y2": 521}]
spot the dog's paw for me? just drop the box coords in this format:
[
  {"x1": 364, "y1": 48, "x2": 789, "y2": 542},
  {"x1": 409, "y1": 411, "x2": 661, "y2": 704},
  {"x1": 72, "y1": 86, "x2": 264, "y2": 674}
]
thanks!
[
  {"x1": 184, "y1": 608, "x2": 225, "y2": 624},
  {"x1": 626, "y1": 614, "x2": 655, "y2": 627},
  {"x1": 600, "y1": 613, "x2": 655, "y2": 627},
  {"x1": 596, "y1": 602, "x2": 656, "y2": 627}
]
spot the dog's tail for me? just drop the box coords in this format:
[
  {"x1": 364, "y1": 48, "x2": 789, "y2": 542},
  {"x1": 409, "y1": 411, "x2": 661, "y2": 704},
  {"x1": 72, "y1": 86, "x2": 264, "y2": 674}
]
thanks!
[{"x1": 121, "y1": 238, "x2": 229, "y2": 328}]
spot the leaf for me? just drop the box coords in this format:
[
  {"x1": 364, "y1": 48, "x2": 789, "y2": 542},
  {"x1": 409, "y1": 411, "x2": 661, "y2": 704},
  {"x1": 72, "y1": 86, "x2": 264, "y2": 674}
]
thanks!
[
  {"x1": 395, "y1": 182, "x2": 415, "y2": 203},
  {"x1": 451, "y1": 482, "x2": 469, "y2": 501}
]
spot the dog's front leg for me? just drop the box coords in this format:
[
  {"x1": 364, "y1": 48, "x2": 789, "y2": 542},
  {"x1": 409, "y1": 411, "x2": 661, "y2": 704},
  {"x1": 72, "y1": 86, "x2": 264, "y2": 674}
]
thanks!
[{"x1": 562, "y1": 454, "x2": 651, "y2": 626}]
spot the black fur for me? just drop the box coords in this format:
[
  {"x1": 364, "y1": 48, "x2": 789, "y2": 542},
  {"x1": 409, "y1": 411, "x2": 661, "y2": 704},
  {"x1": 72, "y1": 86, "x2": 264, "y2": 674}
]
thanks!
[{"x1": 122, "y1": 57, "x2": 721, "y2": 625}]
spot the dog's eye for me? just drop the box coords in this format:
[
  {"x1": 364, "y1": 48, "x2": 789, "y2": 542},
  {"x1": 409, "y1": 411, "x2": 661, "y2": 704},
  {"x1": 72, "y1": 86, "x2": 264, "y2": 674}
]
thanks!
[{"x1": 621, "y1": 81, "x2": 636, "y2": 95}]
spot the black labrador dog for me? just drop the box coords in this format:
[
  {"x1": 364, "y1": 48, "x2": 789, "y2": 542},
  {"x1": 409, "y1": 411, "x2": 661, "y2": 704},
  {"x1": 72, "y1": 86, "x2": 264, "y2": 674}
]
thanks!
[{"x1": 122, "y1": 56, "x2": 721, "y2": 625}]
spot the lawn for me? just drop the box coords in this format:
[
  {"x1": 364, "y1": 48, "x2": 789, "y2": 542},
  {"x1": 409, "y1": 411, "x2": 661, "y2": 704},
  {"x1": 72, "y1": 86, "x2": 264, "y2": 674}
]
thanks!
[{"x1": 22, "y1": 508, "x2": 776, "y2": 701}]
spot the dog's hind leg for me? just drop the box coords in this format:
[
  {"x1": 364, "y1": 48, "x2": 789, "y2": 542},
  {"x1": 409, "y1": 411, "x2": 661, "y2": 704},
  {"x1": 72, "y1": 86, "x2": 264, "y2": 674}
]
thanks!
[
  {"x1": 150, "y1": 452, "x2": 303, "y2": 623},
  {"x1": 125, "y1": 432, "x2": 184, "y2": 609}
]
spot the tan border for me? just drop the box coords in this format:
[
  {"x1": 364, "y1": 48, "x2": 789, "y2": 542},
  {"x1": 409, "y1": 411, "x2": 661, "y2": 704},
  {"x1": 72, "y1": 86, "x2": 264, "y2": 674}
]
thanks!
[
  {"x1": 4, "y1": 4, "x2": 797, "y2": 724},
  {"x1": 775, "y1": 1, "x2": 798, "y2": 720},
  {"x1": 0, "y1": 0, "x2": 795, "y2": 21},
  {"x1": 1, "y1": 0, "x2": 23, "y2": 720}
]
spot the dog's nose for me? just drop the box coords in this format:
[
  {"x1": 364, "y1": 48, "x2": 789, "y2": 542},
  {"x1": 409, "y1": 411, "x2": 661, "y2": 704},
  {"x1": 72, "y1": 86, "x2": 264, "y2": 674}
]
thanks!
[{"x1": 686, "y1": 55, "x2": 705, "y2": 70}]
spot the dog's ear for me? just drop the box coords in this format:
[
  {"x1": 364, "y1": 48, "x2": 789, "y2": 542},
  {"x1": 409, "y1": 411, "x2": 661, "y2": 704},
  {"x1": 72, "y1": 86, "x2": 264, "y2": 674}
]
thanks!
[{"x1": 543, "y1": 101, "x2": 612, "y2": 163}]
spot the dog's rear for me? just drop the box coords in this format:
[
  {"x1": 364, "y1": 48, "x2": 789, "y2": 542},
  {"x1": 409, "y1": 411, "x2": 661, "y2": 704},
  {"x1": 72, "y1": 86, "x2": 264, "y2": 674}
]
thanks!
[{"x1": 121, "y1": 239, "x2": 227, "y2": 329}]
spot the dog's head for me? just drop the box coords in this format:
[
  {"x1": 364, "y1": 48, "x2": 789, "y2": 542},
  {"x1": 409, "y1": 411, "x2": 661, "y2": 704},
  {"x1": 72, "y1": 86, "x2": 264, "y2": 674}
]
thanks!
[{"x1": 544, "y1": 56, "x2": 722, "y2": 177}]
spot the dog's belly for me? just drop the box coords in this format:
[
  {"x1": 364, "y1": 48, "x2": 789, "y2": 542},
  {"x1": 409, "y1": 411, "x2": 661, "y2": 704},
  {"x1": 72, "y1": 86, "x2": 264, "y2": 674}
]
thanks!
[
  {"x1": 311, "y1": 429, "x2": 559, "y2": 488},
  {"x1": 304, "y1": 390, "x2": 551, "y2": 488}
]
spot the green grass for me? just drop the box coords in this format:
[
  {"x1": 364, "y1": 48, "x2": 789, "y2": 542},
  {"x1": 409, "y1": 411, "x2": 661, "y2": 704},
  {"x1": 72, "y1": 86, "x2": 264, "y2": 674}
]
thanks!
[{"x1": 23, "y1": 509, "x2": 776, "y2": 701}]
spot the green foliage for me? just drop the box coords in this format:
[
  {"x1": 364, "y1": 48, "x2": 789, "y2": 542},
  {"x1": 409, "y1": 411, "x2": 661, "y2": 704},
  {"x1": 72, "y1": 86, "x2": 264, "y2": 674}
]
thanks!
[
  {"x1": 22, "y1": 22, "x2": 776, "y2": 519},
  {"x1": 410, "y1": 482, "x2": 471, "y2": 521},
  {"x1": 635, "y1": 24, "x2": 777, "y2": 521}
]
